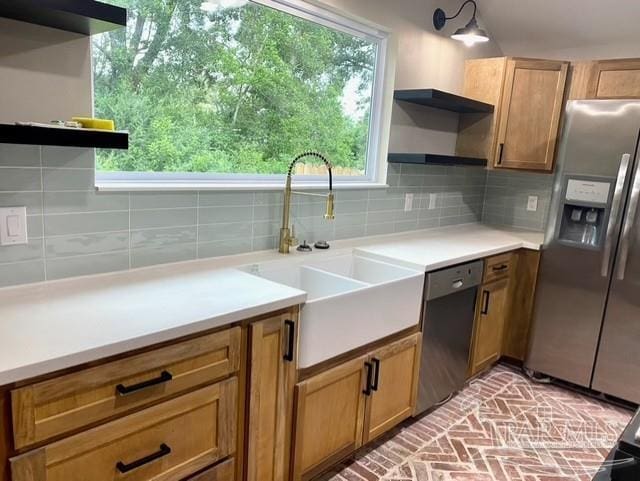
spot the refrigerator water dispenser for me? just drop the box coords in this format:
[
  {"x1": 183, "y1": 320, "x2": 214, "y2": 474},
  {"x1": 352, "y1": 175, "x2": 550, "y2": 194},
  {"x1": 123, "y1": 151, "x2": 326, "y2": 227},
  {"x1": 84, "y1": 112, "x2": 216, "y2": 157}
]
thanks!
[{"x1": 557, "y1": 177, "x2": 611, "y2": 249}]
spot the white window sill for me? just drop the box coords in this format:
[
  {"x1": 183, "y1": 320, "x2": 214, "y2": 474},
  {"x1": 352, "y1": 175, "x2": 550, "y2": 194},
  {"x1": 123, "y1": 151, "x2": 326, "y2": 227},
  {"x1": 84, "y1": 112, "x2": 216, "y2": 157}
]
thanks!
[{"x1": 95, "y1": 181, "x2": 390, "y2": 192}]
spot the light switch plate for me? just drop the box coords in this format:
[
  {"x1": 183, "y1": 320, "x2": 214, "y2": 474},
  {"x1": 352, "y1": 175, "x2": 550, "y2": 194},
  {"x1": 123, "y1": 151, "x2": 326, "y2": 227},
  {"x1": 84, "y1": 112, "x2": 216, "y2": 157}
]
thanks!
[
  {"x1": 527, "y1": 195, "x2": 538, "y2": 212},
  {"x1": 428, "y1": 193, "x2": 438, "y2": 210},
  {"x1": 404, "y1": 193, "x2": 414, "y2": 212},
  {"x1": 0, "y1": 207, "x2": 28, "y2": 246}
]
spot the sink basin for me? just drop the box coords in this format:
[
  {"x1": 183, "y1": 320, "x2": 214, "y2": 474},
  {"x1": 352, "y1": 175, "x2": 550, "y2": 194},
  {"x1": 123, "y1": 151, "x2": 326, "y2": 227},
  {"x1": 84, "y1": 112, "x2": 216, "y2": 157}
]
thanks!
[
  {"x1": 242, "y1": 262, "x2": 367, "y2": 301},
  {"x1": 241, "y1": 253, "x2": 424, "y2": 368},
  {"x1": 306, "y1": 254, "x2": 419, "y2": 285}
]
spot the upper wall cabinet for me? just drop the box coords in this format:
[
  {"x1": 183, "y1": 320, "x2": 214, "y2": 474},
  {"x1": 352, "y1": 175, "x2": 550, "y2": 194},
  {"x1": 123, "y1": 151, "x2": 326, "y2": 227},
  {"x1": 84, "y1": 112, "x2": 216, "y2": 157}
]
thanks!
[
  {"x1": 570, "y1": 59, "x2": 640, "y2": 100},
  {"x1": 456, "y1": 57, "x2": 569, "y2": 172}
]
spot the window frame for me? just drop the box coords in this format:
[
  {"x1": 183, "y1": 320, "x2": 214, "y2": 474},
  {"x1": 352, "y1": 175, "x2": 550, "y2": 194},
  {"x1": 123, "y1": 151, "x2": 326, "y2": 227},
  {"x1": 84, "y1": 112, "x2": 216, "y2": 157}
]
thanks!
[{"x1": 94, "y1": 0, "x2": 390, "y2": 191}]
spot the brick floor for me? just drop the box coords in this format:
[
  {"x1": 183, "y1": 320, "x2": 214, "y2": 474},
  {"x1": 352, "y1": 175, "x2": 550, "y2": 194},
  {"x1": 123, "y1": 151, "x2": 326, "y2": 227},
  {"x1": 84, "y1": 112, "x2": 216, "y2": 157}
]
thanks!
[{"x1": 317, "y1": 364, "x2": 633, "y2": 481}]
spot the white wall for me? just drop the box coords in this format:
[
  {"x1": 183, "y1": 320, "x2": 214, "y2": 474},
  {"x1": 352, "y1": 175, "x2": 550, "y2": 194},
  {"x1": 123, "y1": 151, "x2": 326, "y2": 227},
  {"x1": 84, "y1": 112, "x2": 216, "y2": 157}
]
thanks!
[
  {"x1": 507, "y1": 43, "x2": 640, "y2": 62},
  {"x1": 478, "y1": 0, "x2": 640, "y2": 62},
  {"x1": 319, "y1": 0, "x2": 502, "y2": 156},
  {"x1": 0, "y1": 18, "x2": 92, "y2": 124}
]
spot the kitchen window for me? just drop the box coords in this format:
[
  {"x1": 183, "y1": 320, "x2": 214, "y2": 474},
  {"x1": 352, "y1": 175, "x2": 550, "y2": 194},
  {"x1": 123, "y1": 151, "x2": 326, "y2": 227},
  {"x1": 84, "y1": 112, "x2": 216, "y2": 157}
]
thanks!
[{"x1": 92, "y1": 0, "x2": 389, "y2": 190}]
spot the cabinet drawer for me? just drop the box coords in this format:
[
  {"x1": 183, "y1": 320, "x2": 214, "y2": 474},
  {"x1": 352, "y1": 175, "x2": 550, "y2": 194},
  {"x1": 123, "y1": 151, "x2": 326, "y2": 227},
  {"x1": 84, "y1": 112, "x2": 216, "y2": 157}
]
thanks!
[
  {"x1": 12, "y1": 327, "x2": 241, "y2": 449},
  {"x1": 483, "y1": 252, "x2": 513, "y2": 283},
  {"x1": 11, "y1": 380, "x2": 237, "y2": 481},
  {"x1": 185, "y1": 458, "x2": 235, "y2": 481}
]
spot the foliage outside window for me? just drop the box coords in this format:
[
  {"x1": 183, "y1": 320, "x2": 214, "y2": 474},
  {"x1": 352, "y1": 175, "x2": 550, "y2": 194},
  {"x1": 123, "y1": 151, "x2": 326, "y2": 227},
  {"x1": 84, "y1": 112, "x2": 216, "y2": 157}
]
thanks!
[{"x1": 92, "y1": 0, "x2": 387, "y2": 186}]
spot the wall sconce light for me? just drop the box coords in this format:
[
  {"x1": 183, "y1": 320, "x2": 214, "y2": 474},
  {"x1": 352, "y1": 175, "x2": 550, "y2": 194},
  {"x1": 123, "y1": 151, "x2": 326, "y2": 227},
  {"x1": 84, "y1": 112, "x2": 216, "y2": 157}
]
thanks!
[{"x1": 433, "y1": 0, "x2": 489, "y2": 47}]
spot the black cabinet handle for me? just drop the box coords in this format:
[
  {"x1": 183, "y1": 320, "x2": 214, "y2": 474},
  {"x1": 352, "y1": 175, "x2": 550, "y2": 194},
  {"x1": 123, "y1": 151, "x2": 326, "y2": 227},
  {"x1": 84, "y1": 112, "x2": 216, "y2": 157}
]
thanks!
[
  {"x1": 363, "y1": 362, "x2": 373, "y2": 396},
  {"x1": 116, "y1": 443, "x2": 171, "y2": 473},
  {"x1": 497, "y1": 143, "x2": 504, "y2": 165},
  {"x1": 371, "y1": 358, "x2": 380, "y2": 391},
  {"x1": 116, "y1": 370, "x2": 173, "y2": 396},
  {"x1": 492, "y1": 264, "x2": 508, "y2": 272},
  {"x1": 481, "y1": 290, "x2": 490, "y2": 315},
  {"x1": 283, "y1": 319, "x2": 295, "y2": 362}
]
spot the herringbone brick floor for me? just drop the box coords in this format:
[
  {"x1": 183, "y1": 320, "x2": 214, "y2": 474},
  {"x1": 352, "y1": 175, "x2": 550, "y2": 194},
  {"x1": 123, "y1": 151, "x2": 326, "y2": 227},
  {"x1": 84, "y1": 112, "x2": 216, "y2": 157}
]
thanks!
[{"x1": 317, "y1": 364, "x2": 633, "y2": 481}]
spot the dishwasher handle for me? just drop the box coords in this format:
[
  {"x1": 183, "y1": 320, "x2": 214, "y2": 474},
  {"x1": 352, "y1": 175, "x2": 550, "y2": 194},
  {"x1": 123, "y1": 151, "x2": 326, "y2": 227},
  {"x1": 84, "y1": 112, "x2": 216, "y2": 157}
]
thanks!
[{"x1": 425, "y1": 260, "x2": 484, "y2": 300}]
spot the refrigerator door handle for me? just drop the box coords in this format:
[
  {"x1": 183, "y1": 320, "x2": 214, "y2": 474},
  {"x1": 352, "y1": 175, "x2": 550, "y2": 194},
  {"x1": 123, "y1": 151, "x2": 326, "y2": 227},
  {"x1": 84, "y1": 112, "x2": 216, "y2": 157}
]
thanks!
[
  {"x1": 616, "y1": 154, "x2": 640, "y2": 280},
  {"x1": 602, "y1": 153, "x2": 631, "y2": 277}
]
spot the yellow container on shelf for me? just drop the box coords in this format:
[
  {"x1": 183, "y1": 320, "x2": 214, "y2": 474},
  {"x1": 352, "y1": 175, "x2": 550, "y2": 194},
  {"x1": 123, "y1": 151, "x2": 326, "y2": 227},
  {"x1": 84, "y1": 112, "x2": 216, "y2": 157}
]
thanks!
[{"x1": 71, "y1": 117, "x2": 115, "y2": 131}]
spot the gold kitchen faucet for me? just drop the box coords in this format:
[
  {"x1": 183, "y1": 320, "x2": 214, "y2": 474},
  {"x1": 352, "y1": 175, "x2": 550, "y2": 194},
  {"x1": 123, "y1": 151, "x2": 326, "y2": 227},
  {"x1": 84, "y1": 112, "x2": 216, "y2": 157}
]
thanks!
[{"x1": 279, "y1": 151, "x2": 334, "y2": 254}]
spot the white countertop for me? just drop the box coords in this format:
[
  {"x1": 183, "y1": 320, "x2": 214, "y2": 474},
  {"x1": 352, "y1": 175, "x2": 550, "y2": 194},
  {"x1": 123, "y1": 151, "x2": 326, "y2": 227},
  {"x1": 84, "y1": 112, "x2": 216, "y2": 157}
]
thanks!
[
  {"x1": 0, "y1": 223, "x2": 543, "y2": 385},
  {"x1": 0, "y1": 268, "x2": 306, "y2": 385},
  {"x1": 356, "y1": 224, "x2": 543, "y2": 271}
]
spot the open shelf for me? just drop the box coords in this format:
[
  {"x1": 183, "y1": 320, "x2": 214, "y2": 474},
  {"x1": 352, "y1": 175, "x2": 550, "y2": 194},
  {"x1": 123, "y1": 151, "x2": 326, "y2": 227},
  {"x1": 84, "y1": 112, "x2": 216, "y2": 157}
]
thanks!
[
  {"x1": 0, "y1": 0, "x2": 127, "y2": 35},
  {"x1": 388, "y1": 153, "x2": 487, "y2": 167},
  {"x1": 393, "y1": 89, "x2": 494, "y2": 114},
  {"x1": 0, "y1": 124, "x2": 128, "y2": 150}
]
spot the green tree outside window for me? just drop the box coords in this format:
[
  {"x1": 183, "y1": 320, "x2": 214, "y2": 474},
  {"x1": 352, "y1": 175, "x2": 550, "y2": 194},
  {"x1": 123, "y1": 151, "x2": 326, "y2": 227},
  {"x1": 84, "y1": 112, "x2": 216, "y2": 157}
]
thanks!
[{"x1": 93, "y1": 0, "x2": 378, "y2": 177}]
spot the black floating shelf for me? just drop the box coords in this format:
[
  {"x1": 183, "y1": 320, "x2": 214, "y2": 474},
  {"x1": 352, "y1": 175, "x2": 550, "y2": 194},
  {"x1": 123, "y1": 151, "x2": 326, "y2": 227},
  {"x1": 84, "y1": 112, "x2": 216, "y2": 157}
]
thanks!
[
  {"x1": 0, "y1": 0, "x2": 127, "y2": 35},
  {"x1": 388, "y1": 153, "x2": 487, "y2": 167},
  {"x1": 393, "y1": 89, "x2": 494, "y2": 114},
  {"x1": 0, "y1": 124, "x2": 128, "y2": 150}
]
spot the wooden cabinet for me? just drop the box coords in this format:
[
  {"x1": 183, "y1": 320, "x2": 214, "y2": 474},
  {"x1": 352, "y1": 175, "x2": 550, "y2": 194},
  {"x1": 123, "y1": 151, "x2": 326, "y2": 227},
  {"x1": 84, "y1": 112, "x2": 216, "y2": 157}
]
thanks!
[
  {"x1": 291, "y1": 333, "x2": 421, "y2": 481},
  {"x1": 456, "y1": 57, "x2": 568, "y2": 172},
  {"x1": 246, "y1": 314, "x2": 297, "y2": 481},
  {"x1": 11, "y1": 327, "x2": 241, "y2": 449},
  {"x1": 469, "y1": 250, "x2": 542, "y2": 376},
  {"x1": 363, "y1": 334, "x2": 421, "y2": 444},
  {"x1": 456, "y1": 57, "x2": 507, "y2": 164},
  {"x1": 482, "y1": 251, "x2": 513, "y2": 284},
  {"x1": 292, "y1": 355, "x2": 368, "y2": 481},
  {"x1": 11, "y1": 380, "x2": 237, "y2": 481},
  {"x1": 495, "y1": 59, "x2": 568, "y2": 171},
  {"x1": 185, "y1": 458, "x2": 235, "y2": 481},
  {"x1": 502, "y1": 250, "x2": 542, "y2": 361},
  {"x1": 570, "y1": 59, "x2": 640, "y2": 100},
  {"x1": 469, "y1": 279, "x2": 509, "y2": 377}
]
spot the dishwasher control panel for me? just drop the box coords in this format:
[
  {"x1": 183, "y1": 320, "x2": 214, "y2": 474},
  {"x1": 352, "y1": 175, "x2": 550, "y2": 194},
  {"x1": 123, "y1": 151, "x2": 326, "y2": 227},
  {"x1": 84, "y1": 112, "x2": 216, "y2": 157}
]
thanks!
[{"x1": 425, "y1": 260, "x2": 483, "y2": 300}]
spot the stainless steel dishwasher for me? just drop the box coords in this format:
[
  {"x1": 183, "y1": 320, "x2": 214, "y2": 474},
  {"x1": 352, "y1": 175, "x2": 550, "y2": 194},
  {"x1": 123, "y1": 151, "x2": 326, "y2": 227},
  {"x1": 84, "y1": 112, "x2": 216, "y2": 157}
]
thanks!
[{"x1": 416, "y1": 260, "x2": 483, "y2": 414}]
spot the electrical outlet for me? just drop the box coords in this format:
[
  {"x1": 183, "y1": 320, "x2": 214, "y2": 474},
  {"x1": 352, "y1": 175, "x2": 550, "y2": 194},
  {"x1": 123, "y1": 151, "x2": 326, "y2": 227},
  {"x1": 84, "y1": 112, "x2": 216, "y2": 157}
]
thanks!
[
  {"x1": 428, "y1": 193, "x2": 437, "y2": 210},
  {"x1": 527, "y1": 195, "x2": 538, "y2": 212},
  {"x1": 404, "y1": 193, "x2": 414, "y2": 212}
]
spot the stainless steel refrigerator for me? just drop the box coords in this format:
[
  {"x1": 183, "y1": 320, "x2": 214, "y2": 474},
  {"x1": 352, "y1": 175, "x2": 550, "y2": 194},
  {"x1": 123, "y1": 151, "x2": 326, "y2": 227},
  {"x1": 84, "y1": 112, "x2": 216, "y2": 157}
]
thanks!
[{"x1": 526, "y1": 100, "x2": 640, "y2": 404}]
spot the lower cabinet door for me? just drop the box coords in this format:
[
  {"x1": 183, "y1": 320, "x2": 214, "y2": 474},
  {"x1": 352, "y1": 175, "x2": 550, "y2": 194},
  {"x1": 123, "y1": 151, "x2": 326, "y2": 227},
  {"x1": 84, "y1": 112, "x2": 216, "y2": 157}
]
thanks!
[
  {"x1": 363, "y1": 333, "x2": 422, "y2": 443},
  {"x1": 10, "y1": 380, "x2": 237, "y2": 481},
  {"x1": 246, "y1": 314, "x2": 297, "y2": 481},
  {"x1": 291, "y1": 356, "x2": 369, "y2": 481},
  {"x1": 469, "y1": 279, "x2": 509, "y2": 376}
]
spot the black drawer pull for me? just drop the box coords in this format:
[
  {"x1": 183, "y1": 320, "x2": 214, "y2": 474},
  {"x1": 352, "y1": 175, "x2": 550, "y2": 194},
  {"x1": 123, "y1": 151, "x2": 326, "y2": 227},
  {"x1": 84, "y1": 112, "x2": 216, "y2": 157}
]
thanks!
[
  {"x1": 371, "y1": 358, "x2": 381, "y2": 391},
  {"x1": 116, "y1": 370, "x2": 173, "y2": 396},
  {"x1": 363, "y1": 362, "x2": 373, "y2": 396},
  {"x1": 116, "y1": 443, "x2": 171, "y2": 473},
  {"x1": 497, "y1": 143, "x2": 504, "y2": 165},
  {"x1": 481, "y1": 290, "x2": 490, "y2": 315},
  {"x1": 492, "y1": 264, "x2": 508, "y2": 272},
  {"x1": 284, "y1": 319, "x2": 295, "y2": 362}
]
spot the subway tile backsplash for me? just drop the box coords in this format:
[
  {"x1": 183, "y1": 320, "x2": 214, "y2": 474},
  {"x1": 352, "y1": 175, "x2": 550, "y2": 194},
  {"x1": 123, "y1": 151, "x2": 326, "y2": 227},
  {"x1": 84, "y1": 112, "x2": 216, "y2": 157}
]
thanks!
[
  {"x1": 482, "y1": 169, "x2": 554, "y2": 231},
  {"x1": 0, "y1": 144, "x2": 549, "y2": 288}
]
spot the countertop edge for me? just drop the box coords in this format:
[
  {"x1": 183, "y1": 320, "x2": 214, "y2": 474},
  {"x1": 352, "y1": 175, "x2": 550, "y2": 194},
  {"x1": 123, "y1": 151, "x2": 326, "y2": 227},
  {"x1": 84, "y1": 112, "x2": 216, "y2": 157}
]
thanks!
[
  {"x1": 356, "y1": 239, "x2": 538, "y2": 272},
  {"x1": 0, "y1": 293, "x2": 305, "y2": 386}
]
